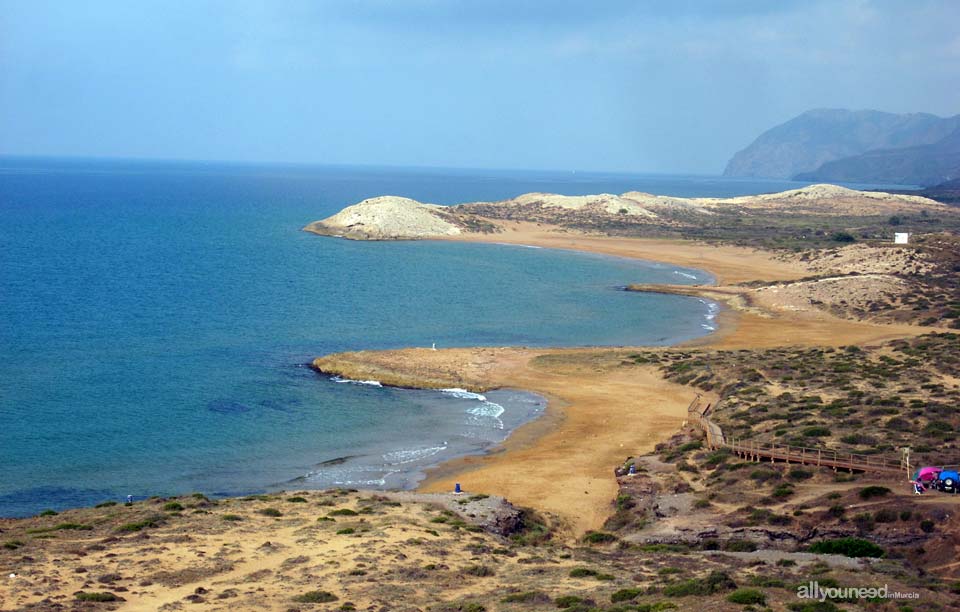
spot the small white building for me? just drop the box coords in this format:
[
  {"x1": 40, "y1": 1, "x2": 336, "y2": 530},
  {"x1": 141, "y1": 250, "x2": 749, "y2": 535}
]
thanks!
[{"x1": 894, "y1": 232, "x2": 909, "y2": 244}]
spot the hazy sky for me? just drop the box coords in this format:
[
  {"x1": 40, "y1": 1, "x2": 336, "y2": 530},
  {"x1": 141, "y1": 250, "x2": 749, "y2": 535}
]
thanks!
[{"x1": 2, "y1": 0, "x2": 958, "y2": 173}]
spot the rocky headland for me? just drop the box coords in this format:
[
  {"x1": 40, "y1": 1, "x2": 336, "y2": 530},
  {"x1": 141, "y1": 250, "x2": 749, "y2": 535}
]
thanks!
[{"x1": 304, "y1": 184, "x2": 945, "y2": 241}]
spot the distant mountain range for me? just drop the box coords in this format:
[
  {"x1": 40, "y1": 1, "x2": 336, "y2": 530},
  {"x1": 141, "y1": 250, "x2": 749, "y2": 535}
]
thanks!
[{"x1": 724, "y1": 109, "x2": 960, "y2": 186}]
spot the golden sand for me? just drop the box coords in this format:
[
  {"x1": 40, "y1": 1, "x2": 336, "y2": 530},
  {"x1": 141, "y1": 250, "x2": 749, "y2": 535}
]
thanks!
[{"x1": 313, "y1": 224, "x2": 930, "y2": 536}]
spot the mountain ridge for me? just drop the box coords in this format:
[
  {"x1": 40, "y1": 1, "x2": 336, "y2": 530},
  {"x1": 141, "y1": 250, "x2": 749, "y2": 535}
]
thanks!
[{"x1": 724, "y1": 109, "x2": 960, "y2": 182}]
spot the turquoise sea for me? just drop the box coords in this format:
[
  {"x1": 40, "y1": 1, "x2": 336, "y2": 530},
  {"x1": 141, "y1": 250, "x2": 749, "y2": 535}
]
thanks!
[{"x1": 0, "y1": 158, "x2": 814, "y2": 517}]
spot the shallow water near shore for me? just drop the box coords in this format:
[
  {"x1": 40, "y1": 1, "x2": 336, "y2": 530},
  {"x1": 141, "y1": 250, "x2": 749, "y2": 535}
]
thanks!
[{"x1": 2, "y1": 158, "x2": 821, "y2": 516}]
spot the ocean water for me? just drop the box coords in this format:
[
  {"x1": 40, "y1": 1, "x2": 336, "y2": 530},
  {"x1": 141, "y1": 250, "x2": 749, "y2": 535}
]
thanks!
[{"x1": 0, "y1": 158, "x2": 812, "y2": 517}]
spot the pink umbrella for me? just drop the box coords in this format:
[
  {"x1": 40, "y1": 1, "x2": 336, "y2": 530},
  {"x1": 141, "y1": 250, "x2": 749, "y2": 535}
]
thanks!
[{"x1": 915, "y1": 466, "x2": 941, "y2": 483}]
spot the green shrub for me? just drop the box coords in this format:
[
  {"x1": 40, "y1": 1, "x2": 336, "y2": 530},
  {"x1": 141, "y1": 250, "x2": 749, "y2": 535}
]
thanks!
[
  {"x1": 802, "y1": 426, "x2": 831, "y2": 437},
  {"x1": 3, "y1": 540, "x2": 25, "y2": 550},
  {"x1": 858, "y1": 486, "x2": 890, "y2": 500},
  {"x1": 662, "y1": 572, "x2": 735, "y2": 597},
  {"x1": 38, "y1": 509, "x2": 58, "y2": 516},
  {"x1": 704, "y1": 570, "x2": 737, "y2": 592},
  {"x1": 662, "y1": 580, "x2": 704, "y2": 597},
  {"x1": 329, "y1": 508, "x2": 359, "y2": 516},
  {"x1": 920, "y1": 519, "x2": 934, "y2": 533},
  {"x1": 287, "y1": 496, "x2": 307, "y2": 503},
  {"x1": 554, "y1": 595, "x2": 585, "y2": 608},
  {"x1": 292, "y1": 591, "x2": 338, "y2": 603},
  {"x1": 163, "y1": 502, "x2": 184, "y2": 511},
  {"x1": 787, "y1": 602, "x2": 840, "y2": 612},
  {"x1": 727, "y1": 589, "x2": 766, "y2": 605},
  {"x1": 827, "y1": 504, "x2": 845, "y2": 518},
  {"x1": 117, "y1": 516, "x2": 163, "y2": 532},
  {"x1": 336, "y1": 528, "x2": 355, "y2": 535},
  {"x1": 95, "y1": 500, "x2": 117, "y2": 508},
  {"x1": 221, "y1": 514, "x2": 243, "y2": 521},
  {"x1": 582, "y1": 531, "x2": 616, "y2": 544},
  {"x1": 463, "y1": 564, "x2": 495, "y2": 577},
  {"x1": 610, "y1": 588, "x2": 643, "y2": 602},
  {"x1": 808, "y1": 537, "x2": 883, "y2": 558},
  {"x1": 723, "y1": 539, "x2": 758, "y2": 552},
  {"x1": 874, "y1": 508, "x2": 897, "y2": 523},
  {"x1": 750, "y1": 576, "x2": 785, "y2": 587},
  {"x1": 501, "y1": 591, "x2": 548, "y2": 603},
  {"x1": 569, "y1": 568, "x2": 598, "y2": 578},
  {"x1": 788, "y1": 468, "x2": 813, "y2": 480},
  {"x1": 55, "y1": 523, "x2": 92, "y2": 530},
  {"x1": 75, "y1": 592, "x2": 123, "y2": 602},
  {"x1": 772, "y1": 483, "x2": 795, "y2": 498}
]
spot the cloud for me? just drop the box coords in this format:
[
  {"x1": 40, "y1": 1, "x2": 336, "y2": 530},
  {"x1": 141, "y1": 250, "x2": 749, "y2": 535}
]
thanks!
[{"x1": 1, "y1": 0, "x2": 957, "y2": 172}]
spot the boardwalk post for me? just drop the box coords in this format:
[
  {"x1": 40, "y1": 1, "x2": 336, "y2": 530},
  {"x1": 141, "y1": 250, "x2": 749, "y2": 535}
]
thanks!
[{"x1": 817, "y1": 449, "x2": 821, "y2": 467}]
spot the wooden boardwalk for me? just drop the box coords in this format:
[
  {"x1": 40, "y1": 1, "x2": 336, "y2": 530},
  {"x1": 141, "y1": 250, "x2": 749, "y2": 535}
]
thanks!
[{"x1": 685, "y1": 395, "x2": 907, "y2": 476}]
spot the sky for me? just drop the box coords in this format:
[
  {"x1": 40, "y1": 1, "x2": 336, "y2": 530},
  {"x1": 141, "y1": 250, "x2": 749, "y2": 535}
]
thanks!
[{"x1": 1, "y1": 0, "x2": 958, "y2": 174}]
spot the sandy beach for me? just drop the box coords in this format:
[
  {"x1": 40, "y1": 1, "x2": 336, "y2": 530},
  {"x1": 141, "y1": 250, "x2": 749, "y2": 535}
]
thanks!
[{"x1": 313, "y1": 224, "x2": 931, "y2": 536}]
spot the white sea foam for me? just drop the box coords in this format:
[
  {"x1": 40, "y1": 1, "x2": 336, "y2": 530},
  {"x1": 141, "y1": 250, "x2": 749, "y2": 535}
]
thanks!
[
  {"x1": 334, "y1": 476, "x2": 388, "y2": 486},
  {"x1": 674, "y1": 270, "x2": 699, "y2": 280},
  {"x1": 466, "y1": 401, "x2": 506, "y2": 430},
  {"x1": 441, "y1": 388, "x2": 487, "y2": 401},
  {"x1": 331, "y1": 376, "x2": 383, "y2": 387},
  {"x1": 382, "y1": 444, "x2": 449, "y2": 465},
  {"x1": 468, "y1": 401, "x2": 505, "y2": 419},
  {"x1": 698, "y1": 299, "x2": 720, "y2": 321}
]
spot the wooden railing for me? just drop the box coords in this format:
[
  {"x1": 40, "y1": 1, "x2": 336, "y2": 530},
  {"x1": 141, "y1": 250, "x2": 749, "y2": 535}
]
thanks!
[
  {"x1": 685, "y1": 394, "x2": 908, "y2": 476},
  {"x1": 725, "y1": 437, "x2": 902, "y2": 474}
]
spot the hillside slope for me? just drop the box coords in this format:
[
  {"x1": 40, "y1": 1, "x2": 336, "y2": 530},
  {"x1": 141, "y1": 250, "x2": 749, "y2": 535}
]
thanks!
[
  {"x1": 724, "y1": 109, "x2": 960, "y2": 179},
  {"x1": 796, "y1": 127, "x2": 960, "y2": 186}
]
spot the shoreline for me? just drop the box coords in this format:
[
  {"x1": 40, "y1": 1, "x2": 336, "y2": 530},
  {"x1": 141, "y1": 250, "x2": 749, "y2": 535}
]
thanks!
[{"x1": 314, "y1": 224, "x2": 930, "y2": 535}]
